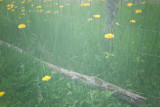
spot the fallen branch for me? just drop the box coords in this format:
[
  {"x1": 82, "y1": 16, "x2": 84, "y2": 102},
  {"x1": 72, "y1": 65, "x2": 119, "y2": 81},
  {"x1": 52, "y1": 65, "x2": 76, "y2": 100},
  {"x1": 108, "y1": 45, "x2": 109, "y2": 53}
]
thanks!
[{"x1": 0, "y1": 40, "x2": 147, "y2": 106}]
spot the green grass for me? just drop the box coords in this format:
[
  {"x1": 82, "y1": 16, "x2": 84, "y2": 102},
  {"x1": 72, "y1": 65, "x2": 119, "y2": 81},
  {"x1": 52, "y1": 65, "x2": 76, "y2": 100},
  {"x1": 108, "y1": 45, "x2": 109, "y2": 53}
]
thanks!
[{"x1": 0, "y1": 0, "x2": 160, "y2": 106}]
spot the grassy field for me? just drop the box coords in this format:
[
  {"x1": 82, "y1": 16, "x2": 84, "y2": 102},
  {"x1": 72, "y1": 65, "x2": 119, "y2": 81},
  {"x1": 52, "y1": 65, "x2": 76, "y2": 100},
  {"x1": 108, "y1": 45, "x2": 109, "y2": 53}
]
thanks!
[{"x1": 0, "y1": 0, "x2": 160, "y2": 106}]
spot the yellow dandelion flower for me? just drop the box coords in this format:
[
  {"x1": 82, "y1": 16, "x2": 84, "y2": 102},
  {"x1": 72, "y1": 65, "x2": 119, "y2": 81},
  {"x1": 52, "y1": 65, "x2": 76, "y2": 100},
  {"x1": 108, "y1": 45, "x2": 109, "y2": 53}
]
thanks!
[
  {"x1": 0, "y1": 0, "x2": 3, "y2": 2},
  {"x1": 37, "y1": 6, "x2": 41, "y2": 8},
  {"x1": 14, "y1": 6, "x2": 18, "y2": 8},
  {"x1": 55, "y1": 3, "x2": 58, "y2": 5},
  {"x1": 18, "y1": 24, "x2": 26, "y2": 29},
  {"x1": 84, "y1": 3, "x2": 90, "y2": 6},
  {"x1": 130, "y1": 20, "x2": 136, "y2": 23},
  {"x1": 42, "y1": 76, "x2": 51, "y2": 81},
  {"x1": 7, "y1": 8, "x2": 11, "y2": 10},
  {"x1": 40, "y1": 10, "x2": 43, "y2": 12},
  {"x1": 0, "y1": 91, "x2": 5, "y2": 97},
  {"x1": 88, "y1": 18, "x2": 93, "y2": 21},
  {"x1": 59, "y1": 5, "x2": 64, "y2": 8},
  {"x1": 21, "y1": 13, "x2": 25, "y2": 15},
  {"x1": 21, "y1": 9, "x2": 25, "y2": 12},
  {"x1": 104, "y1": 33, "x2": 114, "y2": 39},
  {"x1": 135, "y1": 9, "x2": 142, "y2": 14},
  {"x1": 10, "y1": 4, "x2": 14, "y2": 8},
  {"x1": 101, "y1": 0, "x2": 105, "y2": 2},
  {"x1": 93, "y1": 15, "x2": 101, "y2": 18},
  {"x1": 116, "y1": 22, "x2": 120, "y2": 26},
  {"x1": 6, "y1": 4, "x2": 10, "y2": 7},
  {"x1": 127, "y1": 3, "x2": 133, "y2": 7},
  {"x1": 88, "y1": 0, "x2": 92, "y2": 2},
  {"x1": 31, "y1": 4, "x2": 34, "y2": 7}
]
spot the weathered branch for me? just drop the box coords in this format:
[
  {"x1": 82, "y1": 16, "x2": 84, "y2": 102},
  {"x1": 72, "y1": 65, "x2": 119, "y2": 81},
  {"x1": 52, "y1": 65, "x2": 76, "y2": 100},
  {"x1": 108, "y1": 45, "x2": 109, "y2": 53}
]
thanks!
[{"x1": 0, "y1": 40, "x2": 147, "y2": 106}]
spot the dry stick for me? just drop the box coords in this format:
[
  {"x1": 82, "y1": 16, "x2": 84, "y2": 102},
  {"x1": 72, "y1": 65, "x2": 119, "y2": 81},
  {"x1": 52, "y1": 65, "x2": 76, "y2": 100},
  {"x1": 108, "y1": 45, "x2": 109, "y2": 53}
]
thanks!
[{"x1": 0, "y1": 40, "x2": 147, "y2": 106}]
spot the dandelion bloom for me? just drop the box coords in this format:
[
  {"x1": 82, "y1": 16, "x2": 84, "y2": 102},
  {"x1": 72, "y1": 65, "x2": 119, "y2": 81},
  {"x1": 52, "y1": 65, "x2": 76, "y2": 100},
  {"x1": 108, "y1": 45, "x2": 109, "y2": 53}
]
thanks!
[
  {"x1": 130, "y1": 20, "x2": 136, "y2": 23},
  {"x1": 59, "y1": 5, "x2": 64, "y2": 8},
  {"x1": 0, "y1": 0, "x2": 3, "y2": 2},
  {"x1": 42, "y1": 76, "x2": 51, "y2": 81},
  {"x1": 37, "y1": 6, "x2": 41, "y2": 8},
  {"x1": 116, "y1": 22, "x2": 120, "y2": 26},
  {"x1": 127, "y1": 3, "x2": 133, "y2": 7},
  {"x1": 104, "y1": 33, "x2": 114, "y2": 39},
  {"x1": 0, "y1": 91, "x2": 5, "y2": 97},
  {"x1": 88, "y1": 18, "x2": 93, "y2": 21},
  {"x1": 18, "y1": 24, "x2": 26, "y2": 29},
  {"x1": 93, "y1": 15, "x2": 101, "y2": 18},
  {"x1": 88, "y1": 0, "x2": 92, "y2": 2},
  {"x1": 84, "y1": 3, "x2": 90, "y2": 6},
  {"x1": 135, "y1": 9, "x2": 142, "y2": 14},
  {"x1": 40, "y1": 10, "x2": 43, "y2": 12}
]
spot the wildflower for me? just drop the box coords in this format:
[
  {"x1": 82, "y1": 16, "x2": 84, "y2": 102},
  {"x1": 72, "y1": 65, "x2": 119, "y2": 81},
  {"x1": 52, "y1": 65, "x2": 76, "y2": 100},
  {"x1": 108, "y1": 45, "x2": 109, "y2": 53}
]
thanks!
[
  {"x1": 104, "y1": 33, "x2": 114, "y2": 39},
  {"x1": 31, "y1": 4, "x2": 34, "y2": 6},
  {"x1": 0, "y1": 91, "x2": 5, "y2": 97},
  {"x1": 40, "y1": 10, "x2": 43, "y2": 12},
  {"x1": 0, "y1": 0, "x2": 3, "y2": 2},
  {"x1": 88, "y1": 18, "x2": 93, "y2": 21},
  {"x1": 21, "y1": 9, "x2": 25, "y2": 12},
  {"x1": 135, "y1": 9, "x2": 142, "y2": 14},
  {"x1": 59, "y1": 5, "x2": 64, "y2": 8},
  {"x1": 6, "y1": 4, "x2": 11, "y2": 7},
  {"x1": 37, "y1": 6, "x2": 41, "y2": 8},
  {"x1": 127, "y1": 3, "x2": 133, "y2": 7},
  {"x1": 84, "y1": 3, "x2": 90, "y2": 6},
  {"x1": 116, "y1": 22, "x2": 120, "y2": 26},
  {"x1": 42, "y1": 76, "x2": 51, "y2": 81},
  {"x1": 130, "y1": 20, "x2": 136, "y2": 23},
  {"x1": 21, "y1": 13, "x2": 25, "y2": 15},
  {"x1": 14, "y1": 6, "x2": 18, "y2": 8},
  {"x1": 10, "y1": 4, "x2": 14, "y2": 8},
  {"x1": 93, "y1": 15, "x2": 101, "y2": 18},
  {"x1": 55, "y1": 3, "x2": 58, "y2": 5},
  {"x1": 18, "y1": 24, "x2": 26, "y2": 29},
  {"x1": 88, "y1": 0, "x2": 92, "y2": 2}
]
